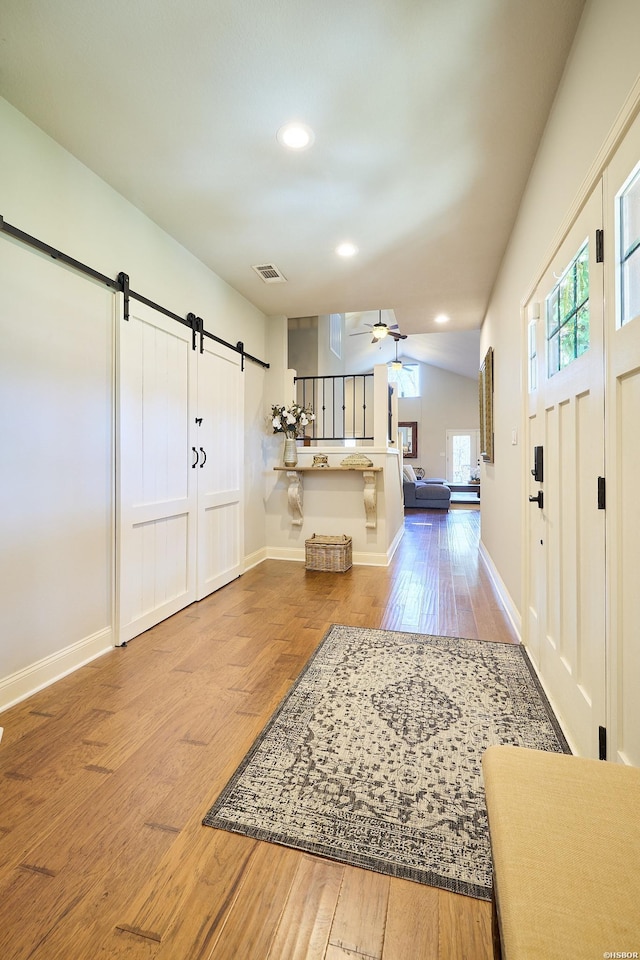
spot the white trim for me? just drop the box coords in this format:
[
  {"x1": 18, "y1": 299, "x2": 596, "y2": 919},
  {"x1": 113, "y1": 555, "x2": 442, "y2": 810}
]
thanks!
[
  {"x1": 387, "y1": 524, "x2": 405, "y2": 564},
  {"x1": 0, "y1": 627, "x2": 113, "y2": 714},
  {"x1": 243, "y1": 547, "x2": 268, "y2": 572},
  {"x1": 516, "y1": 639, "x2": 579, "y2": 756},
  {"x1": 329, "y1": 313, "x2": 342, "y2": 359},
  {"x1": 478, "y1": 540, "x2": 522, "y2": 641},
  {"x1": 265, "y1": 543, "x2": 398, "y2": 567}
]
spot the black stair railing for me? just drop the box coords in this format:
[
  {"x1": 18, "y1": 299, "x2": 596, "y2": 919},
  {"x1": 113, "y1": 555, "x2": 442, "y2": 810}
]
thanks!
[{"x1": 294, "y1": 374, "x2": 375, "y2": 441}]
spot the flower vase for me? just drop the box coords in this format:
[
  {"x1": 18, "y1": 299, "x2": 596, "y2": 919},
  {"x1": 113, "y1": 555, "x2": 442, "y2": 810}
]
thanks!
[{"x1": 283, "y1": 436, "x2": 298, "y2": 467}]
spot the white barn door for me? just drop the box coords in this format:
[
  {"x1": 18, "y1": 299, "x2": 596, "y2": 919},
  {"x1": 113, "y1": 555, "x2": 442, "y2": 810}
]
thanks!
[
  {"x1": 195, "y1": 337, "x2": 244, "y2": 600},
  {"x1": 524, "y1": 185, "x2": 606, "y2": 758},
  {"x1": 117, "y1": 302, "x2": 197, "y2": 642}
]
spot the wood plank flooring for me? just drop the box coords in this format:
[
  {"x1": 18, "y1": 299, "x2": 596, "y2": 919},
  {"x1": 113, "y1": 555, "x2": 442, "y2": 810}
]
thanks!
[{"x1": 0, "y1": 506, "x2": 515, "y2": 959}]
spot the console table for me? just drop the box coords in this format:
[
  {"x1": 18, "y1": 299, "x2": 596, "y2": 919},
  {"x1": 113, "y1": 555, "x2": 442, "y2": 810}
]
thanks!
[{"x1": 273, "y1": 466, "x2": 383, "y2": 528}]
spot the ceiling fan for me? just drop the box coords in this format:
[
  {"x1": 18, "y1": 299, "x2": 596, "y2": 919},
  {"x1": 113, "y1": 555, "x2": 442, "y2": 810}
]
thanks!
[
  {"x1": 389, "y1": 339, "x2": 403, "y2": 370},
  {"x1": 350, "y1": 311, "x2": 407, "y2": 344}
]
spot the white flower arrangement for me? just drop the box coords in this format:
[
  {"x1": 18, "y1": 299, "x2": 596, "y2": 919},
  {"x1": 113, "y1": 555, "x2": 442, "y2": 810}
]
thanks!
[{"x1": 270, "y1": 403, "x2": 315, "y2": 438}]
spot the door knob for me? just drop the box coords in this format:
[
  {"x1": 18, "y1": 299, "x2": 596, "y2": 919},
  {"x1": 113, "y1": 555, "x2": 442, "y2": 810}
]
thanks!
[{"x1": 528, "y1": 491, "x2": 544, "y2": 509}]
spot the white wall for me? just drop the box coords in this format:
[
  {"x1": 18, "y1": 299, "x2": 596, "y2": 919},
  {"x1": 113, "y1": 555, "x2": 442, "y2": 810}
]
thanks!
[
  {"x1": 287, "y1": 317, "x2": 319, "y2": 378},
  {"x1": 481, "y1": 0, "x2": 640, "y2": 616},
  {"x1": 398, "y1": 363, "x2": 479, "y2": 478},
  {"x1": 316, "y1": 314, "x2": 347, "y2": 378},
  {"x1": 0, "y1": 97, "x2": 269, "y2": 706}
]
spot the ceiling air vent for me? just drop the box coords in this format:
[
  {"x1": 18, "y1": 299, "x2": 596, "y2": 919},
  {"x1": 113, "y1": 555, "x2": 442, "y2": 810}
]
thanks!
[{"x1": 252, "y1": 263, "x2": 287, "y2": 283}]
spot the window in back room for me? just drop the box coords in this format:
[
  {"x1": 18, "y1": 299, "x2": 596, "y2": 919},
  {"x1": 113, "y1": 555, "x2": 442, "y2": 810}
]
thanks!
[{"x1": 388, "y1": 362, "x2": 420, "y2": 398}]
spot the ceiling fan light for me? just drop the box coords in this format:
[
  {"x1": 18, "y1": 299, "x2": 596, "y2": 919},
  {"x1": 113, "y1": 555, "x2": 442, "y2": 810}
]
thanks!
[
  {"x1": 336, "y1": 241, "x2": 358, "y2": 258},
  {"x1": 371, "y1": 322, "x2": 388, "y2": 340},
  {"x1": 391, "y1": 359, "x2": 403, "y2": 369}
]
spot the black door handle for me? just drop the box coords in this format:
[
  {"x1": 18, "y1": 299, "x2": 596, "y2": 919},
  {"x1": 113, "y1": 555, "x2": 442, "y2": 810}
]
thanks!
[
  {"x1": 529, "y1": 492, "x2": 544, "y2": 509},
  {"x1": 199, "y1": 447, "x2": 207, "y2": 467},
  {"x1": 192, "y1": 446, "x2": 199, "y2": 468}
]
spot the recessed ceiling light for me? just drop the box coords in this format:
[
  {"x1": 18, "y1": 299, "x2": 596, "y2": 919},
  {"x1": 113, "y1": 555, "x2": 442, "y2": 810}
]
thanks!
[
  {"x1": 276, "y1": 122, "x2": 314, "y2": 150},
  {"x1": 336, "y1": 241, "x2": 358, "y2": 258},
  {"x1": 434, "y1": 314, "x2": 450, "y2": 324}
]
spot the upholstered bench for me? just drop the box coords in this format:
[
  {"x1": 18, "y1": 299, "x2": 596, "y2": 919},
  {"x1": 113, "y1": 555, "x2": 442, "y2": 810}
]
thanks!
[{"x1": 482, "y1": 745, "x2": 640, "y2": 959}]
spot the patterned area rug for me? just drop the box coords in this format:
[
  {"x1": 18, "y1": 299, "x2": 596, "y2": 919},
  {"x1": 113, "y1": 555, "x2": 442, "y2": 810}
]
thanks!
[{"x1": 203, "y1": 625, "x2": 569, "y2": 900}]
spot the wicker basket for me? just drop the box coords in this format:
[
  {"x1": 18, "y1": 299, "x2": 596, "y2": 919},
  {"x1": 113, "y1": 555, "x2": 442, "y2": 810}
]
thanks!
[{"x1": 305, "y1": 534, "x2": 353, "y2": 572}]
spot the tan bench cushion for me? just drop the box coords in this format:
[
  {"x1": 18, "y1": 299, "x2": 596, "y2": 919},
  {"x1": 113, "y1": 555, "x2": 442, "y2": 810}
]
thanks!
[{"x1": 482, "y1": 745, "x2": 640, "y2": 959}]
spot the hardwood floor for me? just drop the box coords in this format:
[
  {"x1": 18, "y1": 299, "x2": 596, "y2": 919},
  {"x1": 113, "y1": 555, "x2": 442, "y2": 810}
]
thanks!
[{"x1": 0, "y1": 507, "x2": 515, "y2": 959}]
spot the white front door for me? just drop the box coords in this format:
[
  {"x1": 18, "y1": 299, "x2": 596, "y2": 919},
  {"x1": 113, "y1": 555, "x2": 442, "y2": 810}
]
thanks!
[
  {"x1": 195, "y1": 336, "x2": 244, "y2": 600},
  {"x1": 524, "y1": 184, "x2": 606, "y2": 758},
  {"x1": 446, "y1": 429, "x2": 480, "y2": 483},
  {"x1": 117, "y1": 302, "x2": 197, "y2": 642},
  {"x1": 604, "y1": 108, "x2": 640, "y2": 766}
]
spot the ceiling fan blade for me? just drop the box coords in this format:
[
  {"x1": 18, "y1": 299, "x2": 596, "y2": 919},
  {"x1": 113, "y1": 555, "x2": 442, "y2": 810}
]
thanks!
[{"x1": 349, "y1": 330, "x2": 371, "y2": 336}]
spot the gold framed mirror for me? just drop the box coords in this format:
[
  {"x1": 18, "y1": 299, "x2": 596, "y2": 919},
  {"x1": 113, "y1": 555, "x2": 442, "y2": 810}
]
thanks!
[{"x1": 479, "y1": 347, "x2": 494, "y2": 462}]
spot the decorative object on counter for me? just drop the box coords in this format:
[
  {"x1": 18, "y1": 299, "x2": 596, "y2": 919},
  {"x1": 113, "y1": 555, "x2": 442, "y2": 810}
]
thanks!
[
  {"x1": 312, "y1": 455, "x2": 329, "y2": 468},
  {"x1": 340, "y1": 452, "x2": 373, "y2": 468},
  {"x1": 270, "y1": 402, "x2": 315, "y2": 467},
  {"x1": 282, "y1": 437, "x2": 298, "y2": 467}
]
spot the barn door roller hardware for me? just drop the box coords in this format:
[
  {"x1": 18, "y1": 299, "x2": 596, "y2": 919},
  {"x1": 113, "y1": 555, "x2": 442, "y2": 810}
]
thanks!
[{"x1": 1, "y1": 215, "x2": 269, "y2": 370}]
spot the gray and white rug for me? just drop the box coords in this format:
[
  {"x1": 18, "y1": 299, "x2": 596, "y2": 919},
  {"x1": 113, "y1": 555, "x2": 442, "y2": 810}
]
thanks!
[{"x1": 203, "y1": 625, "x2": 569, "y2": 900}]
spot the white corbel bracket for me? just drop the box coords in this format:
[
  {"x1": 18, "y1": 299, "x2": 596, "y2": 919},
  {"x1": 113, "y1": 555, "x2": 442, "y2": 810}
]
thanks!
[
  {"x1": 362, "y1": 470, "x2": 378, "y2": 529},
  {"x1": 284, "y1": 470, "x2": 303, "y2": 526}
]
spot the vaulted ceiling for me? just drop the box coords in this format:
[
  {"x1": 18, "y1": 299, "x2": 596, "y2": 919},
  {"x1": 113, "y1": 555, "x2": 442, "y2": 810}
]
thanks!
[{"x1": 0, "y1": 0, "x2": 585, "y2": 376}]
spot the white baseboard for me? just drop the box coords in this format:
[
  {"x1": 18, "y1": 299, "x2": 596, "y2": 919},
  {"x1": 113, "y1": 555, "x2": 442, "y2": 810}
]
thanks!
[
  {"x1": 0, "y1": 626, "x2": 113, "y2": 715},
  {"x1": 265, "y1": 546, "x2": 306, "y2": 563},
  {"x1": 243, "y1": 547, "x2": 268, "y2": 572},
  {"x1": 265, "y1": 545, "x2": 393, "y2": 567},
  {"x1": 478, "y1": 540, "x2": 522, "y2": 641},
  {"x1": 353, "y1": 550, "x2": 395, "y2": 567},
  {"x1": 387, "y1": 524, "x2": 405, "y2": 564},
  {"x1": 515, "y1": 643, "x2": 578, "y2": 754}
]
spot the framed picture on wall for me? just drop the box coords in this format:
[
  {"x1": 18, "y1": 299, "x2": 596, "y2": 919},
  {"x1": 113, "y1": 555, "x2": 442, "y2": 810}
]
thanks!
[
  {"x1": 479, "y1": 347, "x2": 494, "y2": 462},
  {"x1": 398, "y1": 421, "x2": 418, "y2": 458}
]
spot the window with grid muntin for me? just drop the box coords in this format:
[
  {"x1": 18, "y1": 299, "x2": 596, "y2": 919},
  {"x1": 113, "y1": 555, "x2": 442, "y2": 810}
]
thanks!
[
  {"x1": 546, "y1": 240, "x2": 589, "y2": 377},
  {"x1": 619, "y1": 164, "x2": 640, "y2": 327}
]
